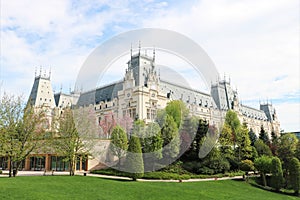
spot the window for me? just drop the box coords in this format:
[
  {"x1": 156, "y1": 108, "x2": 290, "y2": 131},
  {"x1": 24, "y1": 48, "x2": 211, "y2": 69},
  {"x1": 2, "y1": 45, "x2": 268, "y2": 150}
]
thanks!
[{"x1": 147, "y1": 109, "x2": 150, "y2": 119}]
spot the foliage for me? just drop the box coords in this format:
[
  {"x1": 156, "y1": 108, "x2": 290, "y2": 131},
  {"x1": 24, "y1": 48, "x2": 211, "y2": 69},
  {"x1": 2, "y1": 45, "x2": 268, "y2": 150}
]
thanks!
[
  {"x1": 235, "y1": 124, "x2": 252, "y2": 161},
  {"x1": 295, "y1": 141, "x2": 300, "y2": 161},
  {"x1": 143, "y1": 122, "x2": 163, "y2": 171},
  {"x1": 110, "y1": 125, "x2": 128, "y2": 169},
  {"x1": 278, "y1": 133, "x2": 298, "y2": 169},
  {"x1": 117, "y1": 113, "x2": 133, "y2": 135},
  {"x1": 254, "y1": 139, "x2": 272, "y2": 157},
  {"x1": 224, "y1": 110, "x2": 241, "y2": 148},
  {"x1": 54, "y1": 107, "x2": 98, "y2": 176},
  {"x1": 288, "y1": 157, "x2": 300, "y2": 195},
  {"x1": 248, "y1": 128, "x2": 257, "y2": 146},
  {"x1": 270, "y1": 157, "x2": 284, "y2": 191},
  {"x1": 219, "y1": 123, "x2": 234, "y2": 161},
  {"x1": 165, "y1": 100, "x2": 188, "y2": 128},
  {"x1": 124, "y1": 136, "x2": 144, "y2": 180},
  {"x1": 201, "y1": 147, "x2": 230, "y2": 174},
  {"x1": 161, "y1": 114, "x2": 180, "y2": 162},
  {"x1": 271, "y1": 157, "x2": 283, "y2": 191},
  {"x1": 180, "y1": 116, "x2": 202, "y2": 160},
  {"x1": 240, "y1": 160, "x2": 254, "y2": 172},
  {"x1": 99, "y1": 111, "x2": 117, "y2": 139},
  {"x1": 254, "y1": 155, "x2": 272, "y2": 187},
  {"x1": 0, "y1": 94, "x2": 47, "y2": 177},
  {"x1": 259, "y1": 125, "x2": 269, "y2": 144},
  {"x1": 156, "y1": 109, "x2": 167, "y2": 128}
]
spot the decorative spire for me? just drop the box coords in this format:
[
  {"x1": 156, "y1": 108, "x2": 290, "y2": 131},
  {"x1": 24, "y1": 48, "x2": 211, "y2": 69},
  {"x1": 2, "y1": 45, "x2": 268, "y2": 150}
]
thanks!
[
  {"x1": 153, "y1": 47, "x2": 155, "y2": 62},
  {"x1": 130, "y1": 43, "x2": 133, "y2": 58},
  {"x1": 49, "y1": 66, "x2": 51, "y2": 79},
  {"x1": 35, "y1": 67, "x2": 37, "y2": 77},
  {"x1": 39, "y1": 66, "x2": 42, "y2": 76},
  {"x1": 138, "y1": 40, "x2": 141, "y2": 55}
]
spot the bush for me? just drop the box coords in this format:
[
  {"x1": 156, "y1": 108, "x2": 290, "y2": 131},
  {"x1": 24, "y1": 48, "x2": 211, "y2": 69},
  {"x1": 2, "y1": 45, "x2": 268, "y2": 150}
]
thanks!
[
  {"x1": 289, "y1": 157, "x2": 300, "y2": 195},
  {"x1": 240, "y1": 160, "x2": 254, "y2": 172},
  {"x1": 270, "y1": 157, "x2": 283, "y2": 191},
  {"x1": 0, "y1": 170, "x2": 2, "y2": 174},
  {"x1": 254, "y1": 156, "x2": 272, "y2": 187}
]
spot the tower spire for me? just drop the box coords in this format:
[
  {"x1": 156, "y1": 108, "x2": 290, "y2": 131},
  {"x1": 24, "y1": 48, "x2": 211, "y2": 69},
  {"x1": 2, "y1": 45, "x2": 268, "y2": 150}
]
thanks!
[
  {"x1": 130, "y1": 43, "x2": 133, "y2": 58},
  {"x1": 153, "y1": 47, "x2": 155, "y2": 62},
  {"x1": 138, "y1": 40, "x2": 141, "y2": 55}
]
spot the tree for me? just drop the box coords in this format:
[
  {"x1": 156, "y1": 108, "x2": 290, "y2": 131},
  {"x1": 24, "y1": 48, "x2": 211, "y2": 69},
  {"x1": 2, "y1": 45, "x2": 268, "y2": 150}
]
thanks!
[
  {"x1": 143, "y1": 123, "x2": 163, "y2": 171},
  {"x1": 289, "y1": 157, "x2": 300, "y2": 195},
  {"x1": 248, "y1": 128, "x2": 257, "y2": 146},
  {"x1": 124, "y1": 136, "x2": 144, "y2": 181},
  {"x1": 219, "y1": 123, "x2": 234, "y2": 158},
  {"x1": 235, "y1": 124, "x2": 252, "y2": 161},
  {"x1": 99, "y1": 111, "x2": 117, "y2": 139},
  {"x1": 116, "y1": 113, "x2": 133, "y2": 135},
  {"x1": 165, "y1": 100, "x2": 188, "y2": 128},
  {"x1": 161, "y1": 114, "x2": 180, "y2": 163},
  {"x1": 295, "y1": 141, "x2": 300, "y2": 161},
  {"x1": 110, "y1": 125, "x2": 128, "y2": 169},
  {"x1": 278, "y1": 133, "x2": 298, "y2": 170},
  {"x1": 182, "y1": 117, "x2": 207, "y2": 161},
  {"x1": 254, "y1": 155, "x2": 272, "y2": 187},
  {"x1": 0, "y1": 94, "x2": 47, "y2": 177},
  {"x1": 131, "y1": 119, "x2": 145, "y2": 146},
  {"x1": 54, "y1": 107, "x2": 98, "y2": 176},
  {"x1": 201, "y1": 147, "x2": 230, "y2": 174},
  {"x1": 254, "y1": 139, "x2": 272, "y2": 157},
  {"x1": 270, "y1": 157, "x2": 284, "y2": 191},
  {"x1": 259, "y1": 125, "x2": 269, "y2": 144},
  {"x1": 224, "y1": 110, "x2": 241, "y2": 149}
]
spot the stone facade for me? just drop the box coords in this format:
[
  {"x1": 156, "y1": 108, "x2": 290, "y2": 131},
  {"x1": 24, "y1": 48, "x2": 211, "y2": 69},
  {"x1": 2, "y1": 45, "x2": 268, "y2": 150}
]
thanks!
[{"x1": 22, "y1": 49, "x2": 280, "y2": 171}]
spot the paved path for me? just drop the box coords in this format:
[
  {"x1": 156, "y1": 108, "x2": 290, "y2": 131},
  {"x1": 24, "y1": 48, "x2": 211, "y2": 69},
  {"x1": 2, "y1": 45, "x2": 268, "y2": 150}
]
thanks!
[{"x1": 0, "y1": 170, "x2": 244, "y2": 182}]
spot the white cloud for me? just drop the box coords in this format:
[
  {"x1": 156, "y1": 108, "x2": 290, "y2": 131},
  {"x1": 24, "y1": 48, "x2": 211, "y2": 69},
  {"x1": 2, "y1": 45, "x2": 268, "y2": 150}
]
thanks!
[{"x1": 0, "y1": 0, "x2": 299, "y2": 131}]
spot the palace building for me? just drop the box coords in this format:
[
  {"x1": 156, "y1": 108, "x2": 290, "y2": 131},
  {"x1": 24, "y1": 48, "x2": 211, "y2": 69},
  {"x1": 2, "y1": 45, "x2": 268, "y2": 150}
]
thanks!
[{"x1": 0, "y1": 48, "x2": 280, "y2": 172}]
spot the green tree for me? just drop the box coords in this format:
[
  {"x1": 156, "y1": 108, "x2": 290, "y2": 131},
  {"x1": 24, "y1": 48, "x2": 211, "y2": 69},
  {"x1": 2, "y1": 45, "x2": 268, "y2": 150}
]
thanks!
[
  {"x1": 270, "y1": 157, "x2": 284, "y2": 191},
  {"x1": 124, "y1": 136, "x2": 144, "y2": 181},
  {"x1": 143, "y1": 123, "x2": 163, "y2": 171},
  {"x1": 235, "y1": 124, "x2": 252, "y2": 161},
  {"x1": 54, "y1": 107, "x2": 98, "y2": 176},
  {"x1": 219, "y1": 123, "x2": 233, "y2": 152},
  {"x1": 259, "y1": 125, "x2": 269, "y2": 144},
  {"x1": 165, "y1": 100, "x2": 188, "y2": 128},
  {"x1": 131, "y1": 119, "x2": 146, "y2": 147},
  {"x1": 288, "y1": 157, "x2": 300, "y2": 195},
  {"x1": 248, "y1": 128, "x2": 257, "y2": 146},
  {"x1": 254, "y1": 139, "x2": 272, "y2": 157},
  {"x1": 254, "y1": 155, "x2": 272, "y2": 187},
  {"x1": 224, "y1": 110, "x2": 241, "y2": 149},
  {"x1": 0, "y1": 94, "x2": 47, "y2": 177},
  {"x1": 161, "y1": 115, "x2": 180, "y2": 162},
  {"x1": 295, "y1": 141, "x2": 300, "y2": 161},
  {"x1": 278, "y1": 133, "x2": 298, "y2": 169},
  {"x1": 201, "y1": 147, "x2": 230, "y2": 174},
  {"x1": 110, "y1": 125, "x2": 128, "y2": 169}
]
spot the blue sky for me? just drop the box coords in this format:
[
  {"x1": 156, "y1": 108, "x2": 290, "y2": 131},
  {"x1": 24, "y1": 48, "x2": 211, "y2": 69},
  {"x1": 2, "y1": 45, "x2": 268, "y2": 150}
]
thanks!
[{"x1": 0, "y1": 0, "x2": 299, "y2": 132}]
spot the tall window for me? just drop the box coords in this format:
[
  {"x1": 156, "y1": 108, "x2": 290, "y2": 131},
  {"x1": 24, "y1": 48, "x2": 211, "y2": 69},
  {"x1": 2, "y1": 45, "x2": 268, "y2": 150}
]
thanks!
[{"x1": 30, "y1": 156, "x2": 45, "y2": 171}]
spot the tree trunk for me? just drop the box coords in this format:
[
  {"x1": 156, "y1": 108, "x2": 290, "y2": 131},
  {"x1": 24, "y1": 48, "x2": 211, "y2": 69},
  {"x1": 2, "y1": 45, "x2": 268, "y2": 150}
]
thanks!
[
  {"x1": 8, "y1": 158, "x2": 12, "y2": 178},
  {"x1": 262, "y1": 173, "x2": 267, "y2": 187}
]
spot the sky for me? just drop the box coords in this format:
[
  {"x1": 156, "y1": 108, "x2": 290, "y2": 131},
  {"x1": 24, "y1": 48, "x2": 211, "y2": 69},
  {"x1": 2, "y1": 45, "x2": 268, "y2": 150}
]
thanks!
[{"x1": 0, "y1": 0, "x2": 299, "y2": 132}]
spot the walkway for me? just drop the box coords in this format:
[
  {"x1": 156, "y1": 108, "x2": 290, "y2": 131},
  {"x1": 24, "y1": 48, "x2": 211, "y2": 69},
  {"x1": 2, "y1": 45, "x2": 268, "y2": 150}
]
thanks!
[{"x1": 0, "y1": 170, "x2": 244, "y2": 182}]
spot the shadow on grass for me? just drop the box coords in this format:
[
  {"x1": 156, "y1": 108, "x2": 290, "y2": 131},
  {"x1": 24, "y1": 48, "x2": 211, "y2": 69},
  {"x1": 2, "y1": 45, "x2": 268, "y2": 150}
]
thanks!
[{"x1": 246, "y1": 178, "x2": 298, "y2": 198}]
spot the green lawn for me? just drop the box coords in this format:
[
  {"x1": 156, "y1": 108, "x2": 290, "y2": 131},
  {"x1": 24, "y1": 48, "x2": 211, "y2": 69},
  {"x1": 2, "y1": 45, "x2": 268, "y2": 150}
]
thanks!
[{"x1": 0, "y1": 176, "x2": 298, "y2": 200}]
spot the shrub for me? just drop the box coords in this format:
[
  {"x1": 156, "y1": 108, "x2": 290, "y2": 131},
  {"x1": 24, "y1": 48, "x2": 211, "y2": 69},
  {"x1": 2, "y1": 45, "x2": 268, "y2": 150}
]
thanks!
[
  {"x1": 254, "y1": 156, "x2": 272, "y2": 187},
  {"x1": 270, "y1": 157, "x2": 283, "y2": 191},
  {"x1": 0, "y1": 170, "x2": 2, "y2": 174},
  {"x1": 240, "y1": 160, "x2": 254, "y2": 172},
  {"x1": 289, "y1": 157, "x2": 300, "y2": 195}
]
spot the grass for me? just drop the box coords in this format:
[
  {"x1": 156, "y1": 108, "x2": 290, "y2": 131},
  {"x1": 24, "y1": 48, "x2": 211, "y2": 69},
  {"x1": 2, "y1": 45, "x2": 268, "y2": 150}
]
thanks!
[{"x1": 0, "y1": 176, "x2": 298, "y2": 200}]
